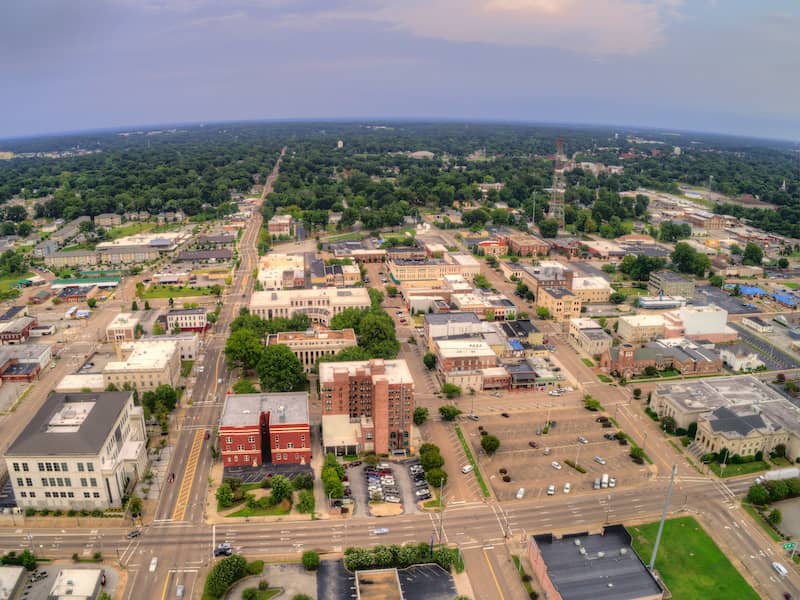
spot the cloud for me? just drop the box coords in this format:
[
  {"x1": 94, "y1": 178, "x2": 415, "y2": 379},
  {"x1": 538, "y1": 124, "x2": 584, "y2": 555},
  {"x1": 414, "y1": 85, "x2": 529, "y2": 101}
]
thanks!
[{"x1": 361, "y1": 0, "x2": 682, "y2": 56}]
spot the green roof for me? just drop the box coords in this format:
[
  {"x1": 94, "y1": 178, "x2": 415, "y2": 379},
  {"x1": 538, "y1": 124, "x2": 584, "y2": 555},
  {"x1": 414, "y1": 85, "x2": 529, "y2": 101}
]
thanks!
[{"x1": 52, "y1": 277, "x2": 121, "y2": 285}]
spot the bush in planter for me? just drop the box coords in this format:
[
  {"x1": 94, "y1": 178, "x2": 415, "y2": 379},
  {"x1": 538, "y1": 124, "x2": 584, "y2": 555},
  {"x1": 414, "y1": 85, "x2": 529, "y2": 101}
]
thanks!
[
  {"x1": 245, "y1": 560, "x2": 264, "y2": 575},
  {"x1": 72, "y1": 553, "x2": 79, "y2": 562},
  {"x1": 25, "y1": 508, "x2": 36, "y2": 517},
  {"x1": 91, "y1": 509, "x2": 103, "y2": 518},
  {"x1": 502, "y1": 475, "x2": 511, "y2": 483},
  {"x1": 67, "y1": 509, "x2": 77, "y2": 517},
  {"x1": 499, "y1": 468, "x2": 508, "y2": 475},
  {"x1": 53, "y1": 510, "x2": 63, "y2": 517},
  {"x1": 258, "y1": 580, "x2": 269, "y2": 591}
]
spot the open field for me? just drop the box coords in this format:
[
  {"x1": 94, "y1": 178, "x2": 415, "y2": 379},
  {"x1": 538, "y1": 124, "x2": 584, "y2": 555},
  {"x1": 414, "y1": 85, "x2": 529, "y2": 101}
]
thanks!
[
  {"x1": 708, "y1": 460, "x2": 769, "y2": 478},
  {"x1": 142, "y1": 285, "x2": 215, "y2": 299},
  {"x1": 0, "y1": 271, "x2": 35, "y2": 292},
  {"x1": 629, "y1": 516, "x2": 759, "y2": 600}
]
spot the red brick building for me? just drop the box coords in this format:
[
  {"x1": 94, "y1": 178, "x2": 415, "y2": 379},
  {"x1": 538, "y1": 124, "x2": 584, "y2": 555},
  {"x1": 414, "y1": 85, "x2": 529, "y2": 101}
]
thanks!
[
  {"x1": 498, "y1": 233, "x2": 550, "y2": 257},
  {"x1": 219, "y1": 392, "x2": 311, "y2": 467},
  {"x1": 318, "y1": 359, "x2": 414, "y2": 455}
]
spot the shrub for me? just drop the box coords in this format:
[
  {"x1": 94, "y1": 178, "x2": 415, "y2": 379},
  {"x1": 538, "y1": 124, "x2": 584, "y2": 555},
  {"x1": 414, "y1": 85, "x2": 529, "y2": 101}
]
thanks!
[
  {"x1": 426, "y1": 468, "x2": 448, "y2": 488},
  {"x1": 502, "y1": 475, "x2": 511, "y2": 483},
  {"x1": 245, "y1": 560, "x2": 264, "y2": 575},
  {"x1": 292, "y1": 473, "x2": 314, "y2": 490},
  {"x1": 298, "y1": 489, "x2": 315, "y2": 514},
  {"x1": 292, "y1": 595, "x2": 313, "y2": 600},
  {"x1": 439, "y1": 404, "x2": 462, "y2": 421},
  {"x1": 481, "y1": 435, "x2": 500, "y2": 454},
  {"x1": 270, "y1": 475, "x2": 292, "y2": 505},
  {"x1": 203, "y1": 554, "x2": 247, "y2": 599},
  {"x1": 67, "y1": 509, "x2": 77, "y2": 517},
  {"x1": 768, "y1": 508, "x2": 782, "y2": 525},
  {"x1": 242, "y1": 589, "x2": 258, "y2": 600},
  {"x1": 258, "y1": 580, "x2": 269, "y2": 591},
  {"x1": 302, "y1": 550, "x2": 320, "y2": 571},
  {"x1": 25, "y1": 508, "x2": 36, "y2": 517},
  {"x1": 564, "y1": 460, "x2": 587, "y2": 474}
]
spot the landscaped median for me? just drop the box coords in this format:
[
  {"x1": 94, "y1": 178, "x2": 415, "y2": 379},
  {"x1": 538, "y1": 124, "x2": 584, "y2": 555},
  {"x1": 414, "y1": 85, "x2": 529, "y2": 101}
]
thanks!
[{"x1": 454, "y1": 424, "x2": 491, "y2": 497}]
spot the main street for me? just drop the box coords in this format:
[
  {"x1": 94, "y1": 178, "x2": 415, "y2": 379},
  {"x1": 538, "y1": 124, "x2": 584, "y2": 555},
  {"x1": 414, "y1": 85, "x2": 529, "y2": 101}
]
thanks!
[{"x1": 124, "y1": 148, "x2": 286, "y2": 599}]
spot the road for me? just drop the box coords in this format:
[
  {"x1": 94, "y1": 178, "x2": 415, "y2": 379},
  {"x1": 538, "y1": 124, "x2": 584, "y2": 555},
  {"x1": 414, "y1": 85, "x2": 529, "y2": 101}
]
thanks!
[{"x1": 124, "y1": 148, "x2": 286, "y2": 599}]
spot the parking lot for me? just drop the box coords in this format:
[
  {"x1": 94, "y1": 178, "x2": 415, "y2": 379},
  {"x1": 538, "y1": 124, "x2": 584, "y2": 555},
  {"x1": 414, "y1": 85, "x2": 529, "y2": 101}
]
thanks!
[
  {"x1": 693, "y1": 285, "x2": 760, "y2": 314},
  {"x1": 466, "y1": 407, "x2": 649, "y2": 501},
  {"x1": 345, "y1": 461, "x2": 422, "y2": 517}
]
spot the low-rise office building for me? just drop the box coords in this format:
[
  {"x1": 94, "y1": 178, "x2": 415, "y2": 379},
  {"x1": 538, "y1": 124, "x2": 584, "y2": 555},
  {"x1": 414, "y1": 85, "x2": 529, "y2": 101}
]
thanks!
[
  {"x1": 44, "y1": 250, "x2": 99, "y2": 268},
  {"x1": 106, "y1": 313, "x2": 139, "y2": 343},
  {"x1": 742, "y1": 316, "x2": 773, "y2": 333},
  {"x1": 434, "y1": 339, "x2": 497, "y2": 373},
  {"x1": 386, "y1": 253, "x2": 480, "y2": 283},
  {"x1": 249, "y1": 287, "x2": 371, "y2": 326},
  {"x1": 103, "y1": 340, "x2": 180, "y2": 391},
  {"x1": 268, "y1": 214, "x2": 294, "y2": 237},
  {"x1": 4, "y1": 391, "x2": 147, "y2": 510},
  {"x1": 648, "y1": 270, "x2": 695, "y2": 298},
  {"x1": 498, "y1": 233, "x2": 550, "y2": 257},
  {"x1": 537, "y1": 287, "x2": 581, "y2": 321},
  {"x1": 617, "y1": 314, "x2": 665, "y2": 343},
  {"x1": 268, "y1": 328, "x2": 358, "y2": 372},
  {"x1": 571, "y1": 276, "x2": 613, "y2": 304},
  {"x1": 142, "y1": 333, "x2": 199, "y2": 360},
  {"x1": 601, "y1": 339, "x2": 721, "y2": 379},
  {"x1": 219, "y1": 392, "x2": 311, "y2": 467},
  {"x1": 166, "y1": 308, "x2": 208, "y2": 332},
  {"x1": 569, "y1": 318, "x2": 613, "y2": 356},
  {"x1": 651, "y1": 375, "x2": 800, "y2": 461},
  {"x1": 450, "y1": 291, "x2": 517, "y2": 320}
]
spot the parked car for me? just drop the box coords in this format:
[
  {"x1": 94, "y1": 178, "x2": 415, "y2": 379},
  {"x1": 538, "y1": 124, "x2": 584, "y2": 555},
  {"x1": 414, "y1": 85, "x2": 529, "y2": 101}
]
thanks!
[
  {"x1": 126, "y1": 530, "x2": 141, "y2": 539},
  {"x1": 214, "y1": 543, "x2": 233, "y2": 557},
  {"x1": 461, "y1": 464, "x2": 474, "y2": 474},
  {"x1": 528, "y1": 441, "x2": 538, "y2": 448},
  {"x1": 516, "y1": 487, "x2": 525, "y2": 499},
  {"x1": 609, "y1": 477, "x2": 617, "y2": 488},
  {"x1": 374, "y1": 528, "x2": 390, "y2": 535},
  {"x1": 603, "y1": 433, "x2": 616, "y2": 440},
  {"x1": 467, "y1": 414, "x2": 479, "y2": 421},
  {"x1": 594, "y1": 456, "x2": 607, "y2": 465},
  {"x1": 501, "y1": 412, "x2": 510, "y2": 418},
  {"x1": 551, "y1": 461, "x2": 562, "y2": 470},
  {"x1": 547, "y1": 484, "x2": 556, "y2": 496},
  {"x1": 543, "y1": 447, "x2": 551, "y2": 455},
  {"x1": 578, "y1": 437, "x2": 589, "y2": 444},
  {"x1": 593, "y1": 478, "x2": 601, "y2": 490},
  {"x1": 563, "y1": 482, "x2": 571, "y2": 494}
]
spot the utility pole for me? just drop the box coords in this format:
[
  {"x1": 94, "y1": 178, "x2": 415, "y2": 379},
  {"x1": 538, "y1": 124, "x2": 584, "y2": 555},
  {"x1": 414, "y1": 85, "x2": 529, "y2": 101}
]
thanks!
[
  {"x1": 438, "y1": 479, "x2": 446, "y2": 544},
  {"x1": 649, "y1": 464, "x2": 678, "y2": 572}
]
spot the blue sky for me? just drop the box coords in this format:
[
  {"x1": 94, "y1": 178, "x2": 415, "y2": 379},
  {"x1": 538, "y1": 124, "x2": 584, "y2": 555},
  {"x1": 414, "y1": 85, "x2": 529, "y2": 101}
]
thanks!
[{"x1": 1, "y1": 0, "x2": 798, "y2": 140}]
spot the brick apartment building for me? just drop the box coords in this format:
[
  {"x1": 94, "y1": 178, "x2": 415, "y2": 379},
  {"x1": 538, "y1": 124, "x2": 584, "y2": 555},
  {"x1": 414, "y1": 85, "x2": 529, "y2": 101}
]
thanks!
[
  {"x1": 319, "y1": 359, "x2": 414, "y2": 455},
  {"x1": 498, "y1": 233, "x2": 550, "y2": 257},
  {"x1": 219, "y1": 392, "x2": 311, "y2": 467}
]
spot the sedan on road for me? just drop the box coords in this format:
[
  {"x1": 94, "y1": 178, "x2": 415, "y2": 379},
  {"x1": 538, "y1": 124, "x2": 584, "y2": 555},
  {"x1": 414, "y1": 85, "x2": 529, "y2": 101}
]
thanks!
[
  {"x1": 373, "y1": 528, "x2": 390, "y2": 535},
  {"x1": 528, "y1": 441, "x2": 538, "y2": 449}
]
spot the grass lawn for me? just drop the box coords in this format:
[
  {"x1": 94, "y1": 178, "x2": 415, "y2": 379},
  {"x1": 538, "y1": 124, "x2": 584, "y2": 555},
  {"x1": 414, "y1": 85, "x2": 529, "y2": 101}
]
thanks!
[
  {"x1": 742, "y1": 503, "x2": 783, "y2": 541},
  {"x1": 597, "y1": 374, "x2": 613, "y2": 383},
  {"x1": 142, "y1": 285, "x2": 215, "y2": 299},
  {"x1": 629, "y1": 516, "x2": 759, "y2": 600},
  {"x1": 783, "y1": 282, "x2": 800, "y2": 290},
  {"x1": 325, "y1": 231, "x2": 364, "y2": 242},
  {"x1": 106, "y1": 222, "x2": 156, "y2": 239},
  {"x1": 0, "y1": 271, "x2": 35, "y2": 292},
  {"x1": 581, "y1": 358, "x2": 594, "y2": 368},
  {"x1": 180, "y1": 360, "x2": 194, "y2": 377},
  {"x1": 423, "y1": 489, "x2": 444, "y2": 511},
  {"x1": 244, "y1": 589, "x2": 281, "y2": 600},
  {"x1": 770, "y1": 457, "x2": 792, "y2": 467},
  {"x1": 226, "y1": 499, "x2": 291, "y2": 518},
  {"x1": 454, "y1": 425, "x2": 490, "y2": 497},
  {"x1": 708, "y1": 460, "x2": 769, "y2": 478}
]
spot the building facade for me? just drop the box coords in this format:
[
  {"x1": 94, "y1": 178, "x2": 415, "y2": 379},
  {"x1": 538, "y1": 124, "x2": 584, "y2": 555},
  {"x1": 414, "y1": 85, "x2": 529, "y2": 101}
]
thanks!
[
  {"x1": 106, "y1": 313, "x2": 139, "y2": 343},
  {"x1": 249, "y1": 287, "x2": 371, "y2": 326},
  {"x1": 569, "y1": 318, "x2": 613, "y2": 356},
  {"x1": 268, "y1": 215, "x2": 294, "y2": 237},
  {"x1": 166, "y1": 308, "x2": 208, "y2": 332},
  {"x1": 319, "y1": 359, "x2": 414, "y2": 454},
  {"x1": 536, "y1": 287, "x2": 581, "y2": 321},
  {"x1": 647, "y1": 270, "x2": 695, "y2": 298},
  {"x1": 616, "y1": 314, "x2": 665, "y2": 343},
  {"x1": 4, "y1": 391, "x2": 147, "y2": 510},
  {"x1": 267, "y1": 328, "x2": 358, "y2": 372},
  {"x1": 103, "y1": 340, "x2": 180, "y2": 391},
  {"x1": 219, "y1": 392, "x2": 311, "y2": 467}
]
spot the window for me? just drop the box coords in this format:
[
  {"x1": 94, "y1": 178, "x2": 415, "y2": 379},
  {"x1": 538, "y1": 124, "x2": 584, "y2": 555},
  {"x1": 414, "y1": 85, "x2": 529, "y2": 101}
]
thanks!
[
  {"x1": 274, "y1": 435, "x2": 279, "y2": 444},
  {"x1": 49, "y1": 478, "x2": 56, "y2": 487},
  {"x1": 25, "y1": 478, "x2": 32, "y2": 487},
  {"x1": 61, "y1": 462, "x2": 68, "y2": 472},
  {"x1": 45, "y1": 463, "x2": 53, "y2": 472},
  {"x1": 84, "y1": 492, "x2": 91, "y2": 498},
  {"x1": 81, "y1": 478, "x2": 87, "y2": 487},
  {"x1": 20, "y1": 492, "x2": 26, "y2": 498},
  {"x1": 87, "y1": 463, "x2": 94, "y2": 472},
  {"x1": 225, "y1": 436, "x2": 232, "y2": 444},
  {"x1": 93, "y1": 492, "x2": 100, "y2": 498},
  {"x1": 22, "y1": 463, "x2": 28, "y2": 472},
  {"x1": 237, "y1": 445, "x2": 244, "y2": 451},
  {"x1": 247, "y1": 436, "x2": 255, "y2": 443},
  {"x1": 56, "y1": 478, "x2": 64, "y2": 487},
  {"x1": 243, "y1": 456, "x2": 249, "y2": 462},
  {"x1": 77, "y1": 463, "x2": 84, "y2": 472},
  {"x1": 90, "y1": 478, "x2": 97, "y2": 487},
  {"x1": 300, "y1": 435, "x2": 305, "y2": 442},
  {"x1": 287, "y1": 442, "x2": 294, "y2": 449},
  {"x1": 65, "y1": 478, "x2": 71, "y2": 487},
  {"x1": 42, "y1": 479, "x2": 48, "y2": 487},
  {"x1": 234, "y1": 455, "x2": 239, "y2": 462},
  {"x1": 68, "y1": 492, "x2": 74, "y2": 498},
  {"x1": 44, "y1": 492, "x2": 51, "y2": 498},
  {"x1": 60, "y1": 492, "x2": 67, "y2": 498},
  {"x1": 16, "y1": 478, "x2": 23, "y2": 487},
  {"x1": 283, "y1": 453, "x2": 288, "y2": 460},
  {"x1": 12, "y1": 463, "x2": 19, "y2": 472}
]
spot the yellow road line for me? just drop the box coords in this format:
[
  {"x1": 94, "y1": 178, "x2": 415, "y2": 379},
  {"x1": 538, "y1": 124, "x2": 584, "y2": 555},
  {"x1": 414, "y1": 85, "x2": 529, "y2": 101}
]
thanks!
[
  {"x1": 483, "y1": 548, "x2": 506, "y2": 600},
  {"x1": 159, "y1": 572, "x2": 171, "y2": 600},
  {"x1": 172, "y1": 430, "x2": 205, "y2": 521}
]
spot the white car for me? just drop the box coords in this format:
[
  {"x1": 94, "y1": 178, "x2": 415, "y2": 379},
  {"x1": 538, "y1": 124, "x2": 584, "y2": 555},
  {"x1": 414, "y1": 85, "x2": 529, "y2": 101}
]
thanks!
[
  {"x1": 515, "y1": 487, "x2": 525, "y2": 499},
  {"x1": 551, "y1": 461, "x2": 562, "y2": 470},
  {"x1": 374, "y1": 528, "x2": 390, "y2": 535},
  {"x1": 563, "y1": 482, "x2": 571, "y2": 493},
  {"x1": 218, "y1": 378, "x2": 223, "y2": 384},
  {"x1": 548, "y1": 390, "x2": 561, "y2": 396},
  {"x1": 547, "y1": 484, "x2": 556, "y2": 496},
  {"x1": 149, "y1": 557, "x2": 158, "y2": 572},
  {"x1": 609, "y1": 477, "x2": 617, "y2": 488},
  {"x1": 578, "y1": 437, "x2": 589, "y2": 444},
  {"x1": 594, "y1": 456, "x2": 607, "y2": 465},
  {"x1": 461, "y1": 465, "x2": 474, "y2": 474}
]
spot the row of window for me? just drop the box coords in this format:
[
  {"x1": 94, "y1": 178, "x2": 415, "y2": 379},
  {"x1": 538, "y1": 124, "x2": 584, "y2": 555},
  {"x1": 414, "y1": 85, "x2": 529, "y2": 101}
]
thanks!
[{"x1": 13, "y1": 461, "x2": 95, "y2": 473}]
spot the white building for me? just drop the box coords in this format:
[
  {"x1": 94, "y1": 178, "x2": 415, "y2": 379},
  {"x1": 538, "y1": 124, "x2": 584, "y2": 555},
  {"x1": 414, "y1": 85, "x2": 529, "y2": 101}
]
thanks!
[
  {"x1": 616, "y1": 314, "x2": 665, "y2": 343},
  {"x1": 249, "y1": 287, "x2": 371, "y2": 326},
  {"x1": 106, "y1": 312, "x2": 140, "y2": 342},
  {"x1": 5, "y1": 391, "x2": 147, "y2": 510},
  {"x1": 165, "y1": 308, "x2": 207, "y2": 332},
  {"x1": 103, "y1": 340, "x2": 180, "y2": 391},
  {"x1": 720, "y1": 347, "x2": 764, "y2": 372},
  {"x1": 49, "y1": 568, "x2": 103, "y2": 600},
  {"x1": 742, "y1": 316, "x2": 773, "y2": 334}
]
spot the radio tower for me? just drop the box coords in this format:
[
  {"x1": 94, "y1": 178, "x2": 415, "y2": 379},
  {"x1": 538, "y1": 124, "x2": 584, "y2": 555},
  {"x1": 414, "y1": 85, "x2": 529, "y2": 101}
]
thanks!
[{"x1": 549, "y1": 137, "x2": 566, "y2": 228}]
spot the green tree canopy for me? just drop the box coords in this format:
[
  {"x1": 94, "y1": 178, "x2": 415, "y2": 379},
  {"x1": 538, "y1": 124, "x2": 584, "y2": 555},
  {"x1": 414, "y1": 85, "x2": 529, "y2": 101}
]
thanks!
[
  {"x1": 258, "y1": 344, "x2": 306, "y2": 392},
  {"x1": 224, "y1": 328, "x2": 264, "y2": 371}
]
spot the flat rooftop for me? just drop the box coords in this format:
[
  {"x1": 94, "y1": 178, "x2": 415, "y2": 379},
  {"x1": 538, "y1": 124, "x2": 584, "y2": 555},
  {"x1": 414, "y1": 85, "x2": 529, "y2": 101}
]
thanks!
[
  {"x1": 49, "y1": 567, "x2": 102, "y2": 598},
  {"x1": 106, "y1": 340, "x2": 177, "y2": 371},
  {"x1": 221, "y1": 392, "x2": 309, "y2": 428},
  {"x1": 250, "y1": 286, "x2": 371, "y2": 306},
  {"x1": 619, "y1": 314, "x2": 664, "y2": 327},
  {"x1": 434, "y1": 339, "x2": 495, "y2": 358},
  {"x1": 6, "y1": 392, "x2": 133, "y2": 456},
  {"x1": 651, "y1": 270, "x2": 691, "y2": 282},
  {"x1": 424, "y1": 312, "x2": 481, "y2": 326},
  {"x1": 271, "y1": 328, "x2": 357, "y2": 344},
  {"x1": 319, "y1": 359, "x2": 414, "y2": 386},
  {"x1": 107, "y1": 312, "x2": 139, "y2": 328},
  {"x1": 356, "y1": 569, "x2": 403, "y2": 600},
  {"x1": 533, "y1": 526, "x2": 662, "y2": 600},
  {"x1": 541, "y1": 286, "x2": 575, "y2": 299}
]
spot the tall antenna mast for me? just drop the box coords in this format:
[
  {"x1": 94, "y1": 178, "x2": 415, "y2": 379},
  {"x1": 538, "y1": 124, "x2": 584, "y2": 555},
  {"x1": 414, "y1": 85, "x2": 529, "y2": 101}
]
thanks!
[{"x1": 549, "y1": 137, "x2": 566, "y2": 228}]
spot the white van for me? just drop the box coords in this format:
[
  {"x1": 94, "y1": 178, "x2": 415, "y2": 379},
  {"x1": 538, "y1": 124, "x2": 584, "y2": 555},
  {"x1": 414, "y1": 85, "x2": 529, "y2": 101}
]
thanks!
[
  {"x1": 772, "y1": 562, "x2": 789, "y2": 577},
  {"x1": 461, "y1": 464, "x2": 474, "y2": 474},
  {"x1": 516, "y1": 487, "x2": 525, "y2": 499}
]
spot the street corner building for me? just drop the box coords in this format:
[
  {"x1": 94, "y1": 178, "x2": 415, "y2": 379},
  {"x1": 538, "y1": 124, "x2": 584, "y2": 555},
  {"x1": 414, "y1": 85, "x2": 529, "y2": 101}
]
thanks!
[
  {"x1": 219, "y1": 392, "x2": 311, "y2": 467},
  {"x1": 4, "y1": 391, "x2": 147, "y2": 511}
]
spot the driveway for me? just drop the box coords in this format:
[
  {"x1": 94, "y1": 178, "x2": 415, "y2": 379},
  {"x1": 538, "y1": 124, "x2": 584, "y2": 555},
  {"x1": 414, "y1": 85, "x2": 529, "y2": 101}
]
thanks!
[
  {"x1": 394, "y1": 460, "x2": 422, "y2": 514},
  {"x1": 345, "y1": 464, "x2": 369, "y2": 518}
]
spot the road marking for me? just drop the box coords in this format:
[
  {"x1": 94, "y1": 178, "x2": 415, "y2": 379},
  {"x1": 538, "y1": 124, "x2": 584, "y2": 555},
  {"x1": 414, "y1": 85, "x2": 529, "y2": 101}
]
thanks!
[
  {"x1": 172, "y1": 429, "x2": 205, "y2": 521},
  {"x1": 483, "y1": 547, "x2": 506, "y2": 600},
  {"x1": 160, "y1": 572, "x2": 171, "y2": 600}
]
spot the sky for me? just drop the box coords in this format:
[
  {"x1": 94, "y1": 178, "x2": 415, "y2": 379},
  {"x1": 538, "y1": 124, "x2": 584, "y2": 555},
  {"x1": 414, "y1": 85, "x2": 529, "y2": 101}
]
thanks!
[{"x1": 1, "y1": 0, "x2": 799, "y2": 140}]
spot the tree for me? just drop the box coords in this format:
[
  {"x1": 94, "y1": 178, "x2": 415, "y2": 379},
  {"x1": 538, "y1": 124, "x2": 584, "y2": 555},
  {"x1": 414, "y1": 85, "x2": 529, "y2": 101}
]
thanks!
[
  {"x1": 661, "y1": 416, "x2": 677, "y2": 434},
  {"x1": 302, "y1": 550, "x2": 320, "y2": 571},
  {"x1": 746, "y1": 484, "x2": 770, "y2": 505},
  {"x1": 224, "y1": 329, "x2": 264, "y2": 371},
  {"x1": 659, "y1": 221, "x2": 692, "y2": 243},
  {"x1": 168, "y1": 297, "x2": 174, "y2": 307},
  {"x1": 538, "y1": 219, "x2": 558, "y2": 238},
  {"x1": 232, "y1": 379, "x2": 258, "y2": 394},
  {"x1": 203, "y1": 554, "x2": 247, "y2": 599},
  {"x1": 610, "y1": 291, "x2": 626, "y2": 304},
  {"x1": 413, "y1": 407, "x2": 429, "y2": 425},
  {"x1": 481, "y1": 435, "x2": 500, "y2": 454},
  {"x1": 536, "y1": 306, "x2": 551, "y2": 320},
  {"x1": 630, "y1": 447, "x2": 645, "y2": 463},
  {"x1": 709, "y1": 274, "x2": 725, "y2": 288},
  {"x1": 425, "y1": 467, "x2": 448, "y2": 488},
  {"x1": 439, "y1": 404, "x2": 462, "y2": 420},
  {"x1": 441, "y1": 383, "x2": 462, "y2": 399},
  {"x1": 671, "y1": 242, "x2": 710, "y2": 276},
  {"x1": 473, "y1": 274, "x2": 491, "y2": 289},
  {"x1": 632, "y1": 388, "x2": 642, "y2": 400},
  {"x1": 423, "y1": 352, "x2": 437, "y2": 370},
  {"x1": 730, "y1": 244, "x2": 742, "y2": 255},
  {"x1": 127, "y1": 495, "x2": 143, "y2": 517},
  {"x1": 767, "y1": 479, "x2": 790, "y2": 502},
  {"x1": 216, "y1": 483, "x2": 234, "y2": 508},
  {"x1": 144, "y1": 300, "x2": 151, "y2": 310},
  {"x1": 258, "y1": 344, "x2": 306, "y2": 392},
  {"x1": 778, "y1": 257, "x2": 789, "y2": 269},
  {"x1": 767, "y1": 508, "x2": 782, "y2": 525},
  {"x1": 152, "y1": 321, "x2": 164, "y2": 336},
  {"x1": 385, "y1": 285, "x2": 398, "y2": 297},
  {"x1": 742, "y1": 242, "x2": 763, "y2": 266},
  {"x1": 297, "y1": 489, "x2": 315, "y2": 513},
  {"x1": 687, "y1": 422, "x2": 698, "y2": 439},
  {"x1": 269, "y1": 475, "x2": 292, "y2": 505},
  {"x1": 131, "y1": 301, "x2": 139, "y2": 311},
  {"x1": 210, "y1": 284, "x2": 224, "y2": 299},
  {"x1": 330, "y1": 307, "x2": 367, "y2": 331},
  {"x1": 87, "y1": 298, "x2": 97, "y2": 308}
]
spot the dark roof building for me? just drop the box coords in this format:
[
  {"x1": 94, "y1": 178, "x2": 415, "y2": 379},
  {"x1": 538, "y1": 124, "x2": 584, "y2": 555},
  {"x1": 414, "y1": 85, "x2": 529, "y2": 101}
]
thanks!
[
  {"x1": 528, "y1": 525, "x2": 664, "y2": 600},
  {"x1": 176, "y1": 249, "x2": 233, "y2": 262}
]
